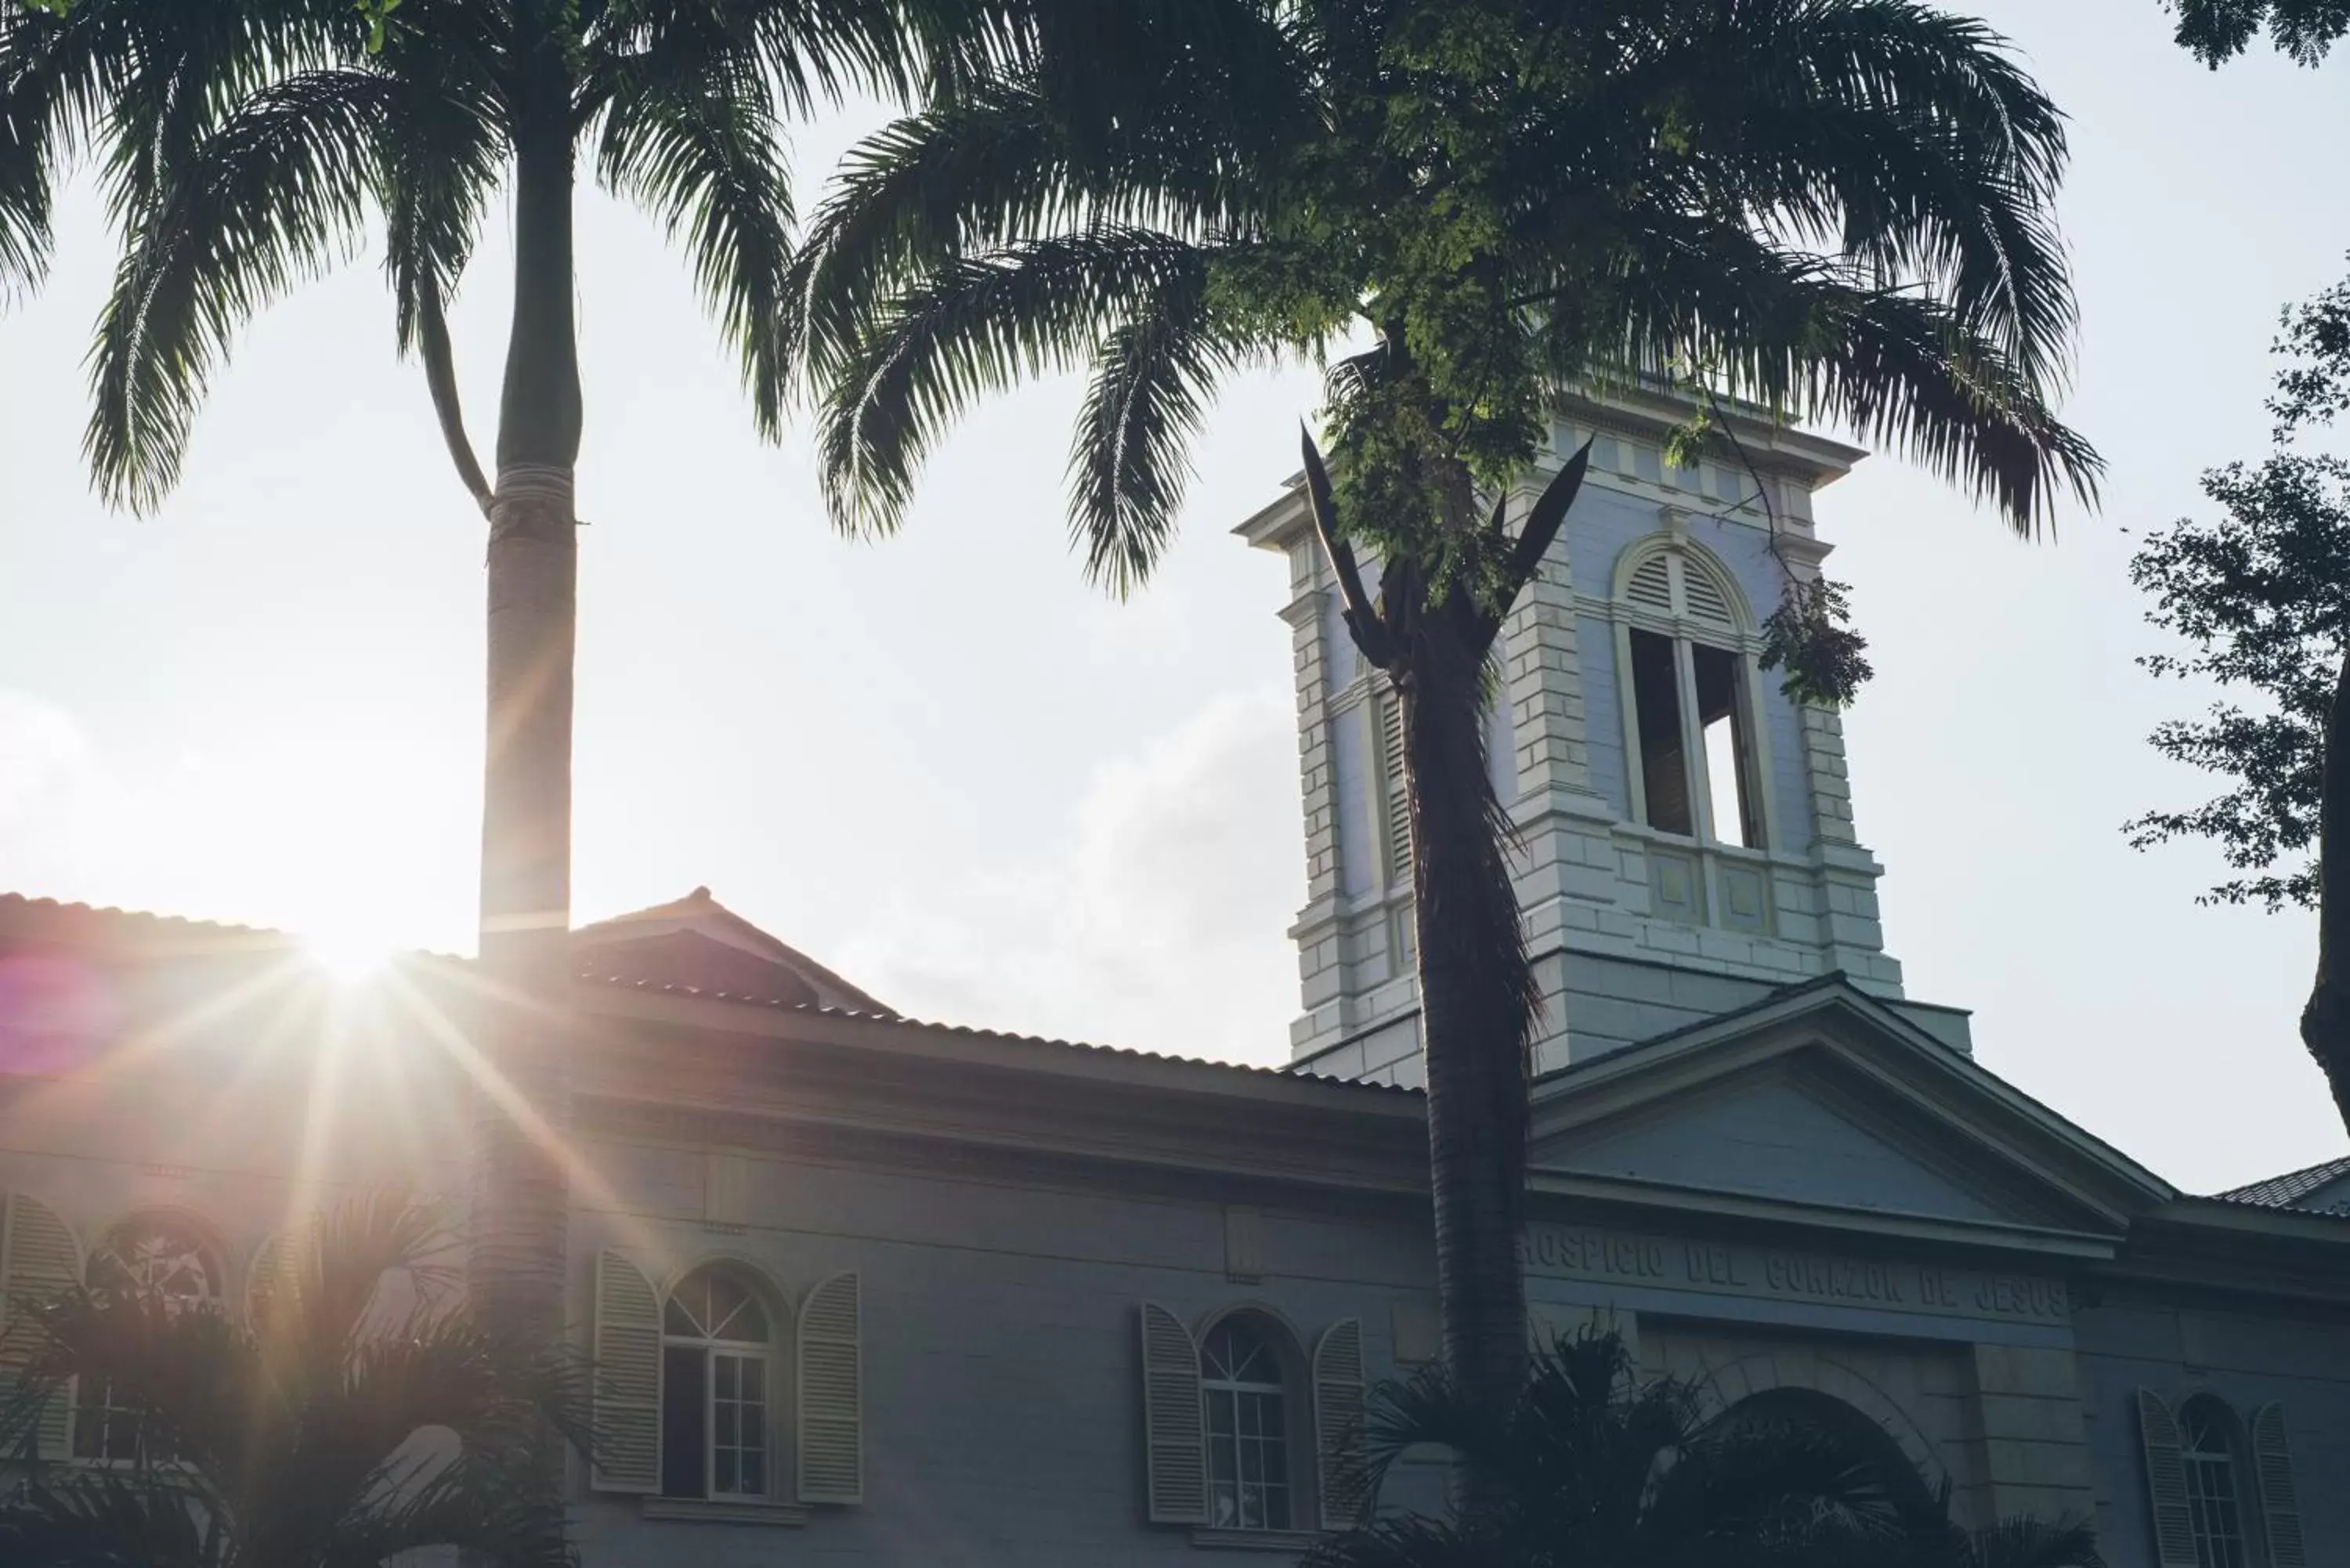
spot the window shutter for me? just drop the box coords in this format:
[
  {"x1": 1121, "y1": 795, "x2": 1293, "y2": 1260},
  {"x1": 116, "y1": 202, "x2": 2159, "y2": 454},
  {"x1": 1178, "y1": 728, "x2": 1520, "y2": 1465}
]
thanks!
[
  {"x1": 1376, "y1": 692, "x2": 1413, "y2": 889},
  {"x1": 1139, "y1": 1302, "x2": 1207, "y2": 1524},
  {"x1": 798, "y1": 1271, "x2": 862, "y2": 1504},
  {"x1": 1314, "y1": 1318, "x2": 1369, "y2": 1529},
  {"x1": 591, "y1": 1250, "x2": 662, "y2": 1494},
  {"x1": 2135, "y1": 1389, "x2": 2200, "y2": 1568},
  {"x1": 1625, "y1": 554, "x2": 1674, "y2": 615},
  {"x1": 0, "y1": 1193, "x2": 81, "y2": 1460},
  {"x1": 2251, "y1": 1403, "x2": 2307, "y2": 1567},
  {"x1": 245, "y1": 1230, "x2": 306, "y2": 1328}
]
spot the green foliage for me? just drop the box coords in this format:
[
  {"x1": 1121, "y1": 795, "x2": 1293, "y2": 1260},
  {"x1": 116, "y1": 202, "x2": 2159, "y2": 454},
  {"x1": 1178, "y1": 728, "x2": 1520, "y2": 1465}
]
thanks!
[
  {"x1": 2167, "y1": 0, "x2": 2350, "y2": 65},
  {"x1": 2128, "y1": 453, "x2": 2350, "y2": 910},
  {"x1": 0, "y1": 1189, "x2": 588, "y2": 1568},
  {"x1": 1762, "y1": 577, "x2": 1876, "y2": 710},
  {"x1": 1303, "y1": 1330, "x2": 2105, "y2": 1568},
  {"x1": 2129, "y1": 261, "x2": 2350, "y2": 910},
  {"x1": 356, "y1": 0, "x2": 400, "y2": 56}
]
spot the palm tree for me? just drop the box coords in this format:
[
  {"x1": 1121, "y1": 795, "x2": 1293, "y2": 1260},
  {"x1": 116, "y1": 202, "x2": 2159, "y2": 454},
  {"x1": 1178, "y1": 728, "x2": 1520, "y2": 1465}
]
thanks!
[
  {"x1": 783, "y1": 0, "x2": 2099, "y2": 1422},
  {"x1": 1304, "y1": 1331, "x2": 2105, "y2": 1566},
  {"x1": 0, "y1": 0, "x2": 1086, "y2": 1403},
  {"x1": 0, "y1": 1189, "x2": 586, "y2": 1568}
]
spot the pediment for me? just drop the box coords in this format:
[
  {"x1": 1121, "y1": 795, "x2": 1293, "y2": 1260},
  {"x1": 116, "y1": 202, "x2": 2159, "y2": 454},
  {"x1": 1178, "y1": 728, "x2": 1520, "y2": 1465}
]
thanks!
[{"x1": 1528, "y1": 978, "x2": 2171, "y2": 1248}]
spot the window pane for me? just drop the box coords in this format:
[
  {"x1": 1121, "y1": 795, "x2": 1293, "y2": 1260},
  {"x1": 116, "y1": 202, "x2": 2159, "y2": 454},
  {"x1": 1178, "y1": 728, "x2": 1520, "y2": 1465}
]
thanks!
[
  {"x1": 660, "y1": 1346, "x2": 707, "y2": 1499},
  {"x1": 1692, "y1": 644, "x2": 1759, "y2": 847},
  {"x1": 1629, "y1": 629, "x2": 1692, "y2": 836}
]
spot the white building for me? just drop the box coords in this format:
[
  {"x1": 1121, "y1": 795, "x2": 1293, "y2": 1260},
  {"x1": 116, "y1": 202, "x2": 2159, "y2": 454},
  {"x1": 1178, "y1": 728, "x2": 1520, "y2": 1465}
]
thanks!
[{"x1": 2, "y1": 388, "x2": 2344, "y2": 1567}]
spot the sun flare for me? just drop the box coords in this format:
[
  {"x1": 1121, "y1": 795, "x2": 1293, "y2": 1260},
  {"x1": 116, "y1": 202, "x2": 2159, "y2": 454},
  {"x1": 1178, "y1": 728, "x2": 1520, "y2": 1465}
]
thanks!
[{"x1": 303, "y1": 923, "x2": 397, "y2": 981}]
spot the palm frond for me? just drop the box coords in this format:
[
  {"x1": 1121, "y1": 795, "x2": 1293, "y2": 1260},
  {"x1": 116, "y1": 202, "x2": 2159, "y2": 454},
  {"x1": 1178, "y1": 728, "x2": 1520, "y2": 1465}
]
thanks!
[
  {"x1": 1606, "y1": 0, "x2": 2078, "y2": 392},
  {"x1": 0, "y1": 3, "x2": 61, "y2": 296},
  {"x1": 595, "y1": 43, "x2": 797, "y2": 436},
  {"x1": 19, "y1": 1288, "x2": 260, "y2": 1477},
  {"x1": 1068, "y1": 255, "x2": 1247, "y2": 594},
  {"x1": 373, "y1": 49, "x2": 502, "y2": 359},
  {"x1": 783, "y1": 76, "x2": 1265, "y2": 399},
  {"x1": 0, "y1": 1470, "x2": 225, "y2": 1568},
  {"x1": 85, "y1": 65, "x2": 391, "y2": 510},
  {"x1": 817, "y1": 226, "x2": 1214, "y2": 538},
  {"x1": 590, "y1": 0, "x2": 916, "y2": 121},
  {"x1": 1556, "y1": 209, "x2": 2099, "y2": 536},
  {"x1": 1966, "y1": 1515, "x2": 2108, "y2": 1568},
  {"x1": 320, "y1": 1447, "x2": 576, "y2": 1568}
]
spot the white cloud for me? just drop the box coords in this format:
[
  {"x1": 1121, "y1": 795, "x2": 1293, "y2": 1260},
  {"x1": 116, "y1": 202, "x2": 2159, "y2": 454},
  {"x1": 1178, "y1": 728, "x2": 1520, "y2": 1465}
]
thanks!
[{"x1": 832, "y1": 686, "x2": 1307, "y2": 1068}]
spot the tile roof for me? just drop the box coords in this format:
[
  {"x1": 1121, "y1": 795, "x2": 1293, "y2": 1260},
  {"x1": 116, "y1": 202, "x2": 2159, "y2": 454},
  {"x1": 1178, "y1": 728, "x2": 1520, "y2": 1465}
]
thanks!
[
  {"x1": 2213, "y1": 1154, "x2": 2350, "y2": 1216},
  {"x1": 0, "y1": 893, "x2": 293, "y2": 950},
  {"x1": 0, "y1": 892, "x2": 1410, "y2": 1098},
  {"x1": 572, "y1": 969, "x2": 1418, "y2": 1096}
]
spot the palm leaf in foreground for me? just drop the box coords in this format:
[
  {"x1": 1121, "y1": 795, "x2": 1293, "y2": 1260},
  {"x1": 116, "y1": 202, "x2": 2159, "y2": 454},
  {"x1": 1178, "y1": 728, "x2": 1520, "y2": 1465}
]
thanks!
[{"x1": 0, "y1": 1188, "x2": 584, "y2": 1568}]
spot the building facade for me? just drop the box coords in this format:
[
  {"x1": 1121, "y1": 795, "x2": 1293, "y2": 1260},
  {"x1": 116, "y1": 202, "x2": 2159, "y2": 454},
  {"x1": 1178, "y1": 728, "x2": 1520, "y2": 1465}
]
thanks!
[{"x1": 2, "y1": 390, "x2": 2346, "y2": 1566}]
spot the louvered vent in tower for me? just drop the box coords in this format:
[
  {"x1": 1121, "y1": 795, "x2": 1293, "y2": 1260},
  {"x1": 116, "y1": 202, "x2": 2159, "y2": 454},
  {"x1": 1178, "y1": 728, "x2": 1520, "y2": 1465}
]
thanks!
[
  {"x1": 1625, "y1": 555, "x2": 1674, "y2": 615},
  {"x1": 1681, "y1": 564, "x2": 1734, "y2": 628}
]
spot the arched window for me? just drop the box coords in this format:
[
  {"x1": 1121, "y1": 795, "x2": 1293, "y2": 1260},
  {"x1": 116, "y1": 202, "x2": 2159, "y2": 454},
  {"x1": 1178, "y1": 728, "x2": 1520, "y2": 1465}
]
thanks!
[
  {"x1": 1614, "y1": 541, "x2": 1763, "y2": 850},
  {"x1": 75, "y1": 1212, "x2": 222, "y2": 1462},
  {"x1": 2180, "y1": 1396, "x2": 2256, "y2": 1568},
  {"x1": 661, "y1": 1264, "x2": 777, "y2": 1501},
  {"x1": 1201, "y1": 1317, "x2": 1295, "y2": 1530}
]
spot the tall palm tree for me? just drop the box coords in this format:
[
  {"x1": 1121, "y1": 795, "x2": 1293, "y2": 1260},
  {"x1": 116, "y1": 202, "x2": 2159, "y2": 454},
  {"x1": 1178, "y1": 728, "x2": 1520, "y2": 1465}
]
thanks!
[
  {"x1": 0, "y1": 0, "x2": 947, "y2": 1371},
  {"x1": 783, "y1": 0, "x2": 2099, "y2": 1423},
  {"x1": 0, "y1": 1189, "x2": 586, "y2": 1568},
  {"x1": 1305, "y1": 1331, "x2": 2106, "y2": 1566}
]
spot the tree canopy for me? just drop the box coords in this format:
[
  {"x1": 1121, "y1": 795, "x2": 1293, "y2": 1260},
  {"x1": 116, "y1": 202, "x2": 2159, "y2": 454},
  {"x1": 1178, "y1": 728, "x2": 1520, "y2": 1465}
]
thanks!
[
  {"x1": 2168, "y1": 0, "x2": 2350, "y2": 65},
  {"x1": 2130, "y1": 271, "x2": 2350, "y2": 909}
]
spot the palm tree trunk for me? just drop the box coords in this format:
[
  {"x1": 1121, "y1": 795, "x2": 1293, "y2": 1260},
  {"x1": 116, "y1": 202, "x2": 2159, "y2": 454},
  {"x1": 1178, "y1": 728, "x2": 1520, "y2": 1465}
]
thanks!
[
  {"x1": 472, "y1": 117, "x2": 582, "y2": 1363},
  {"x1": 2301, "y1": 645, "x2": 2350, "y2": 1134},
  {"x1": 1397, "y1": 583, "x2": 1538, "y2": 1439}
]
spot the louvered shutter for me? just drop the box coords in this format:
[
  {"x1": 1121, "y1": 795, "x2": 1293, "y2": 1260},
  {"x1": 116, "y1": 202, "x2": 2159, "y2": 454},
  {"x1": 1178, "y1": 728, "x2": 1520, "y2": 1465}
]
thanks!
[
  {"x1": 1140, "y1": 1303, "x2": 1207, "y2": 1524},
  {"x1": 798, "y1": 1271, "x2": 862, "y2": 1504},
  {"x1": 1314, "y1": 1319, "x2": 1369, "y2": 1529},
  {"x1": 0, "y1": 1193, "x2": 81, "y2": 1459},
  {"x1": 2135, "y1": 1389, "x2": 2200, "y2": 1568},
  {"x1": 591, "y1": 1250, "x2": 661, "y2": 1494},
  {"x1": 1625, "y1": 554, "x2": 1674, "y2": 615},
  {"x1": 245, "y1": 1230, "x2": 306, "y2": 1328},
  {"x1": 2251, "y1": 1403, "x2": 2307, "y2": 1567},
  {"x1": 1376, "y1": 692, "x2": 1413, "y2": 889}
]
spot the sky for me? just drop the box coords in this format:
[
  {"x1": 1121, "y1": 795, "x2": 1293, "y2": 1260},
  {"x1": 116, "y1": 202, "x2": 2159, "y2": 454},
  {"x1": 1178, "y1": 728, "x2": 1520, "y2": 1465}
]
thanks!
[{"x1": 5, "y1": 1, "x2": 2350, "y2": 1197}]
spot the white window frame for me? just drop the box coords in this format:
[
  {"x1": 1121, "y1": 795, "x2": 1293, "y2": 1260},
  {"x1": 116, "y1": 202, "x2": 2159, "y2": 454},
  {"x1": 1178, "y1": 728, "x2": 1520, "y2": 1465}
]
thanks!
[
  {"x1": 2180, "y1": 1396, "x2": 2258, "y2": 1568},
  {"x1": 661, "y1": 1267, "x2": 778, "y2": 1504},
  {"x1": 1198, "y1": 1317, "x2": 1303, "y2": 1534},
  {"x1": 1608, "y1": 536, "x2": 1784, "y2": 935}
]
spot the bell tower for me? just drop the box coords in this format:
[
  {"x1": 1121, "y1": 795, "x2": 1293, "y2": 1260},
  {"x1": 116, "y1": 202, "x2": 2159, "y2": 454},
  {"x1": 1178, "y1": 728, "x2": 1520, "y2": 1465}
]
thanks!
[{"x1": 1238, "y1": 386, "x2": 1969, "y2": 1086}]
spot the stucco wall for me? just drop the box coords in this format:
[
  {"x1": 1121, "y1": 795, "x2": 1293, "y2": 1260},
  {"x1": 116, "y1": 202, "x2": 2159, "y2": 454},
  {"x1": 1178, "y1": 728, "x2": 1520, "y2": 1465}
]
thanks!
[
  {"x1": 2073, "y1": 1292, "x2": 2350, "y2": 1566},
  {"x1": 566, "y1": 1135, "x2": 1446, "y2": 1566}
]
